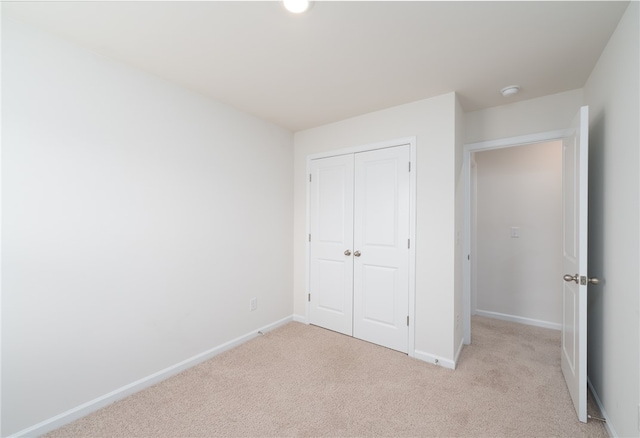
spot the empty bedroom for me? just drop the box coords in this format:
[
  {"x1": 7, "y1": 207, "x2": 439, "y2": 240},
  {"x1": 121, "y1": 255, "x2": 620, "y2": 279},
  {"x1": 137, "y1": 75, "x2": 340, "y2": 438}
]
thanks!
[{"x1": 2, "y1": 1, "x2": 638, "y2": 437}]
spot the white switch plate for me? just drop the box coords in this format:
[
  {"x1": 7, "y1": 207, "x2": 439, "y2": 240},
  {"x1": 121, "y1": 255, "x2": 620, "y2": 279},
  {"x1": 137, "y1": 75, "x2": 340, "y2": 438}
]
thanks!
[
  {"x1": 250, "y1": 298, "x2": 257, "y2": 312},
  {"x1": 510, "y1": 227, "x2": 520, "y2": 238}
]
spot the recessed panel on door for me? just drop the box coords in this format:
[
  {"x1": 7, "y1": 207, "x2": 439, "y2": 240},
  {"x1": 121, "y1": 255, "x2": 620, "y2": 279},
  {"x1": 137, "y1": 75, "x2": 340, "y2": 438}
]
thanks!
[
  {"x1": 562, "y1": 135, "x2": 578, "y2": 373},
  {"x1": 318, "y1": 167, "x2": 349, "y2": 243},
  {"x1": 363, "y1": 160, "x2": 398, "y2": 247},
  {"x1": 353, "y1": 145, "x2": 410, "y2": 353},
  {"x1": 562, "y1": 284, "x2": 576, "y2": 371},
  {"x1": 317, "y1": 260, "x2": 348, "y2": 314},
  {"x1": 361, "y1": 265, "x2": 398, "y2": 327},
  {"x1": 308, "y1": 154, "x2": 354, "y2": 336}
]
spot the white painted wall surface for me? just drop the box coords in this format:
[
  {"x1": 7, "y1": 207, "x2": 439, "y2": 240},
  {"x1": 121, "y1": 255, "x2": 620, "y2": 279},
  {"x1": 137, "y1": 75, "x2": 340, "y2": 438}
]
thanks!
[
  {"x1": 474, "y1": 142, "x2": 563, "y2": 328},
  {"x1": 464, "y1": 89, "x2": 584, "y2": 144},
  {"x1": 2, "y1": 18, "x2": 293, "y2": 436},
  {"x1": 583, "y1": 2, "x2": 639, "y2": 436},
  {"x1": 294, "y1": 94, "x2": 458, "y2": 364}
]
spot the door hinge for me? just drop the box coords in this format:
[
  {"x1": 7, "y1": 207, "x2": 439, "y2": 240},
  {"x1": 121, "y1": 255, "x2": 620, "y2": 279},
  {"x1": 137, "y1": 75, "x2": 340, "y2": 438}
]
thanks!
[
  {"x1": 468, "y1": 254, "x2": 470, "y2": 260},
  {"x1": 408, "y1": 239, "x2": 410, "y2": 249},
  {"x1": 308, "y1": 293, "x2": 311, "y2": 302},
  {"x1": 309, "y1": 174, "x2": 312, "y2": 182},
  {"x1": 406, "y1": 315, "x2": 409, "y2": 326},
  {"x1": 408, "y1": 162, "x2": 411, "y2": 172},
  {"x1": 308, "y1": 234, "x2": 311, "y2": 242}
]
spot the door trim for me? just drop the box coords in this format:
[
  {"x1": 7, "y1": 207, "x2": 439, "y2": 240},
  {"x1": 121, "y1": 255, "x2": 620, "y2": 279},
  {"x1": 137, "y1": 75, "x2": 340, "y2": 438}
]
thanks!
[
  {"x1": 305, "y1": 137, "x2": 417, "y2": 357},
  {"x1": 462, "y1": 129, "x2": 570, "y2": 345}
]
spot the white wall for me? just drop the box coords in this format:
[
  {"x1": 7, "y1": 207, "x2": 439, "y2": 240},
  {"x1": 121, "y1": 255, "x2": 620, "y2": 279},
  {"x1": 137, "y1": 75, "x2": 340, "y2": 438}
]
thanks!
[
  {"x1": 2, "y1": 18, "x2": 293, "y2": 436},
  {"x1": 293, "y1": 93, "x2": 458, "y2": 365},
  {"x1": 465, "y1": 89, "x2": 584, "y2": 144},
  {"x1": 474, "y1": 142, "x2": 562, "y2": 328},
  {"x1": 583, "y1": 2, "x2": 639, "y2": 436}
]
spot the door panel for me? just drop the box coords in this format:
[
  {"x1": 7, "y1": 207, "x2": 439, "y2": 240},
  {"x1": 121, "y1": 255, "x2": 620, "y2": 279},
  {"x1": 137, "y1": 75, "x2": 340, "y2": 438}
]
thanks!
[
  {"x1": 309, "y1": 155, "x2": 354, "y2": 336},
  {"x1": 561, "y1": 106, "x2": 588, "y2": 423},
  {"x1": 317, "y1": 260, "x2": 349, "y2": 313},
  {"x1": 361, "y1": 265, "x2": 398, "y2": 327},
  {"x1": 362, "y1": 159, "x2": 398, "y2": 246},
  {"x1": 353, "y1": 146, "x2": 410, "y2": 353}
]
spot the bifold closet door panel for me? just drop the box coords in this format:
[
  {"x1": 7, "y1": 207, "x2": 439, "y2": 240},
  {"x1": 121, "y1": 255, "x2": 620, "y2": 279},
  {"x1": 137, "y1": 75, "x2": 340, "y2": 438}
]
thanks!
[
  {"x1": 308, "y1": 154, "x2": 354, "y2": 336},
  {"x1": 353, "y1": 145, "x2": 410, "y2": 353}
]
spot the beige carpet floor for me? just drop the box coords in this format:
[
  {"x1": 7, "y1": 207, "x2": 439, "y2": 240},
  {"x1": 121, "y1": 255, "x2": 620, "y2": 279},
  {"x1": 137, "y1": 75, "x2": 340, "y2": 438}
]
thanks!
[{"x1": 44, "y1": 316, "x2": 608, "y2": 437}]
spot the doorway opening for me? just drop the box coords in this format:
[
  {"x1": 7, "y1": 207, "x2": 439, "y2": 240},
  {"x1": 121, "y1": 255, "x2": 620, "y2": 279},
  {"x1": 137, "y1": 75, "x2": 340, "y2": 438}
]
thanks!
[
  {"x1": 462, "y1": 129, "x2": 570, "y2": 345},
  {"x1": 470, "y1": 140, "x2": 563, "y2": 332},
  {"x1": 463, "y1": 108, "x2": 592, "y2": 424}
]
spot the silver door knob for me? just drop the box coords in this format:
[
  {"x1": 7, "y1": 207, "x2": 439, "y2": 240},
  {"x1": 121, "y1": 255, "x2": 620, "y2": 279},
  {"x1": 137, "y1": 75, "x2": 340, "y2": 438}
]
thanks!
[
  {"x1": 354, "y1": 250, "x2": 361, "y2": 257},
  {"x1": 588, "y1": 277, "x2": 600, "y2": 285},
  {"x1": 344, "y1": 250, "x2": 351, "y2": 256},
  {"x1": 563, "y1": 274, "x2": 578, "y2": 283}
]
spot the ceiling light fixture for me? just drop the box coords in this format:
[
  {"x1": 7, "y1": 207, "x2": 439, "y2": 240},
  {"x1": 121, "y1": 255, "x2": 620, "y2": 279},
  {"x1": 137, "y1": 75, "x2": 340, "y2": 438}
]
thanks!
[
  {"x1": 283, "y1": 0, "x2": 311, "y2": 14},
  {"x1": 500, "y1": 85, "x2": 520, "y2": 97}
]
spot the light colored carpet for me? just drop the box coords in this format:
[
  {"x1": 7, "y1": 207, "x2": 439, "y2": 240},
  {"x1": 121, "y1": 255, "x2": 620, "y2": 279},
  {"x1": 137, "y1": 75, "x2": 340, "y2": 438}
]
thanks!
[{"x1": 44, "y1": 316, "x2": 608, "y2": 437}]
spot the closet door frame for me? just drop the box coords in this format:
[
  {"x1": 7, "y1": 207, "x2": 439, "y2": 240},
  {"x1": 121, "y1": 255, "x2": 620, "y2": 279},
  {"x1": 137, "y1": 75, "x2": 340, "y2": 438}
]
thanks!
[{"x1": 305, "y1": 137, "x2": 417, "y2": 358}]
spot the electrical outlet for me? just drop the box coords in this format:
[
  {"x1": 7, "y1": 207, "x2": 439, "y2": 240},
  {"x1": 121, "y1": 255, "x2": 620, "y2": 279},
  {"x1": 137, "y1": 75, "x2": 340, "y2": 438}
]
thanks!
[
  {"x1": 250, "y1": 298, "x2": 257, "y2": 312},
  {"x1": 456, "y1": 313, "x2": 460, "y2": 329}
]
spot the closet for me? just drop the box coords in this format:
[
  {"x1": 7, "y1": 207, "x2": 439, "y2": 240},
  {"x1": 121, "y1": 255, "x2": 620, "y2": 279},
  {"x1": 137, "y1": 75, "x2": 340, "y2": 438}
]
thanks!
[{"x1": 308, "y1": 144, "x2": 411, "y2": 353}]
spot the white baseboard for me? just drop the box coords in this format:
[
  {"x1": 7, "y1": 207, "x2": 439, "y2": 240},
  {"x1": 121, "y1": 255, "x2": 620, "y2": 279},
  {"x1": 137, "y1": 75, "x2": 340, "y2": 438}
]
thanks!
[
  {"x1": 587, "y1": 377, "x2": 617, "y2": 437},
  {"x1": 8, "y1": 315, "x2": 294, "y2": 438},
  {"x1": 413, "y1": 349, "x2": 456, "y2": 370},
  {"x1": 292, "y1": 314, "x2": 307, "y2": 323},
  {"x1": 474, "y1": 309, "x2": 561, "y2": 331}
]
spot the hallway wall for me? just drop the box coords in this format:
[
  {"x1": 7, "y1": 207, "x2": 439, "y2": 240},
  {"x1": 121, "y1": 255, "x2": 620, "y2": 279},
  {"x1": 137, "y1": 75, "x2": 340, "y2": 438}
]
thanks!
[{"x1": 474, "y1": 142, "x2": 563, "y2": 328}]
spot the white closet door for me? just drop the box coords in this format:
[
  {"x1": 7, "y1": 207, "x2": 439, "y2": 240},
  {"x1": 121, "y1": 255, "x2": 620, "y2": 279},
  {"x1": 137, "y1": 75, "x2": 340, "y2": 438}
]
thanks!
[
  {"x1": 353, "y1": 145, "x2": 410, "y2": 353},
  {"x1": 309, "y1": 154, "x2": 354, "y2": 336}
]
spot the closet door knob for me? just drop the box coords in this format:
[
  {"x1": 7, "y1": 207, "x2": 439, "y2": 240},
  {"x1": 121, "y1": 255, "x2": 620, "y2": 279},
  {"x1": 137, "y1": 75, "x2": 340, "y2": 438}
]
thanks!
[
  {"x1": 344, "y1": 250, "x2": 352, "y2": 256},
  {"x1": 354, "y1": 251, "x2": 361, "y2": 257}
]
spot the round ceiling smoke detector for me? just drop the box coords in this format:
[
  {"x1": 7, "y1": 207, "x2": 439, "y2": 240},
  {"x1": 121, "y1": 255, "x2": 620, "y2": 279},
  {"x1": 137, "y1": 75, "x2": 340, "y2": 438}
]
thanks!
[{"x1": 501, "y1": 85, "x2": 520, "y2": 97}]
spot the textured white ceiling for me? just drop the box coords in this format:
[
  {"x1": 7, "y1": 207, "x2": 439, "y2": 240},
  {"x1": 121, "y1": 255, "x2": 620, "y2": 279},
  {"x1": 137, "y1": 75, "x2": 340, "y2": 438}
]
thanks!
[{"x1": 2, "y1": 1, "x2": 629, "y2": 131}]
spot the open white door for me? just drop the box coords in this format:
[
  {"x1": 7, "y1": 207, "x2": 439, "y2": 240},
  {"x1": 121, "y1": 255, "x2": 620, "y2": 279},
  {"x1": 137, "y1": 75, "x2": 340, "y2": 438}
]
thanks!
[{"x1": 561, "y1": 105, "x2": 594, "y2": 423}]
